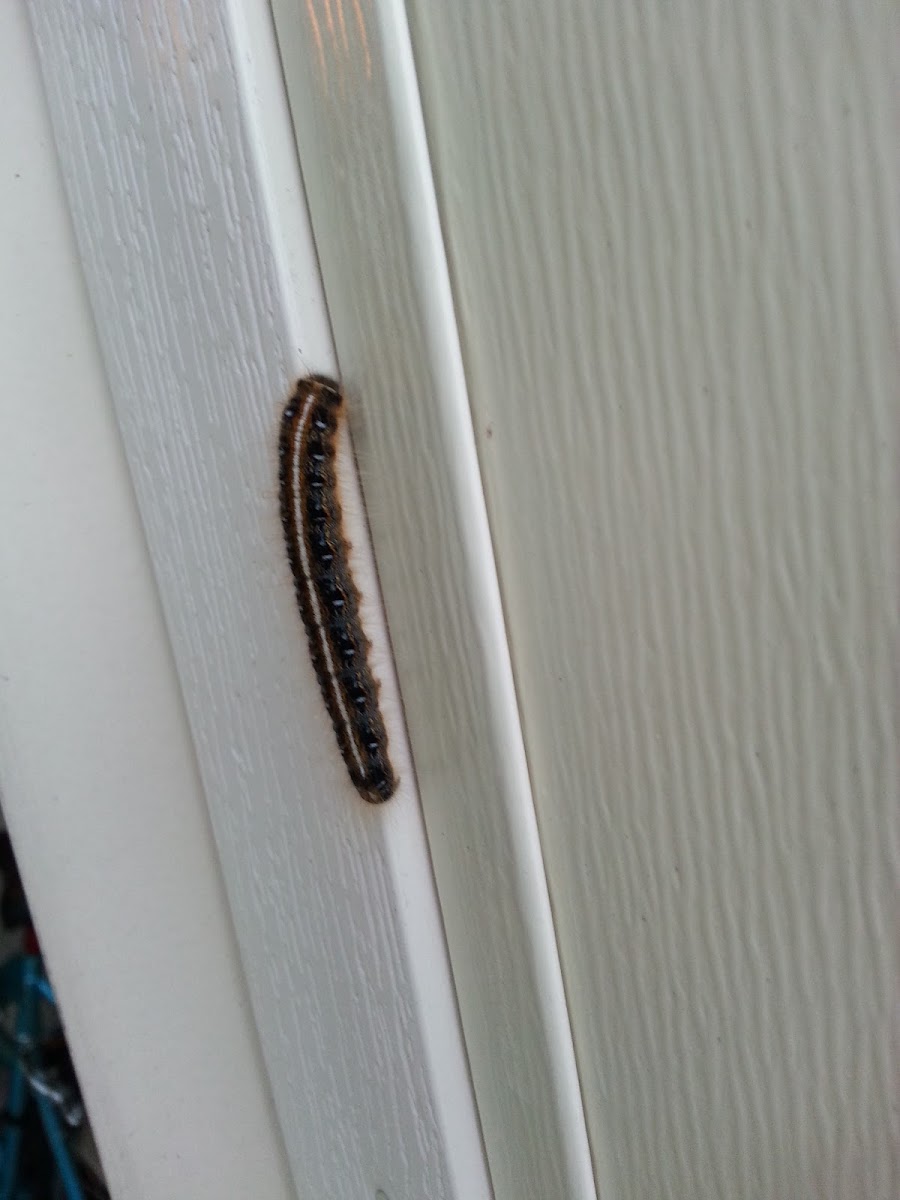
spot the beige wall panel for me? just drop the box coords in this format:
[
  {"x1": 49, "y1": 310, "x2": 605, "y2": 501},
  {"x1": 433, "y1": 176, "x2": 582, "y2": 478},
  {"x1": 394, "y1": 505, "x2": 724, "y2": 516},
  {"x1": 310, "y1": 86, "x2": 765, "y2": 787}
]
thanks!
[{"x1": 408, "y1": 3, "x2": 900, "y2": 1197}]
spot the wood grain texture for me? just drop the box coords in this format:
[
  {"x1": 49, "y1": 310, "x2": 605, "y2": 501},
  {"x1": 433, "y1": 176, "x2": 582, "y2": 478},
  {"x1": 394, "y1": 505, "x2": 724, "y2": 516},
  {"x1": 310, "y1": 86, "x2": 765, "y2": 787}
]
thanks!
[
  {"x1": 407, "y1": 2, "x2": 900, "y2": 1198},
  {"x1": 271, "y1": 3, "x2": 597, "y2": 1198},
  {"x1": 27, "y1": 2, "x2": 491, "y2": 1198},
  {"x1": 0, "y1": 7, "x2": 295, "y2": 1196}
]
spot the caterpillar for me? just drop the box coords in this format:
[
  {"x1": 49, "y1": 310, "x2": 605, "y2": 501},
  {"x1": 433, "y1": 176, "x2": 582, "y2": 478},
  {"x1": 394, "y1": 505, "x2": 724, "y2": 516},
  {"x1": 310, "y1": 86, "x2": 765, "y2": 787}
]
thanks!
[{"x1": 278, "y1": 376, "x2": 397, "y2": 803}]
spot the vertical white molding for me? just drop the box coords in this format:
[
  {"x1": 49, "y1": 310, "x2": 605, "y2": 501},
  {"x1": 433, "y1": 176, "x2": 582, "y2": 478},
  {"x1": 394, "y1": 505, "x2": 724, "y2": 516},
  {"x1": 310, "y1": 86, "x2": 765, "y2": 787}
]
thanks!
[
  {"x1": 271, "y1": 3, "x2": 598, "y2": 1198},
  {"x1": 26, "y1": 1, "x2": 491, "y2": 1196},
  {"x1": 0, "y1": 5, "x2": 295, "y2": 1198}
]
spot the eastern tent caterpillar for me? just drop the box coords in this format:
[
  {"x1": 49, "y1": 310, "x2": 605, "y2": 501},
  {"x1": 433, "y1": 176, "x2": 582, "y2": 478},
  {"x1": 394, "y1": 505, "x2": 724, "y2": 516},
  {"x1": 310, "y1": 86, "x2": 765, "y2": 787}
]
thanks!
[{"x1": 279, "y1": 376, "x2": 397, "y2": 803}]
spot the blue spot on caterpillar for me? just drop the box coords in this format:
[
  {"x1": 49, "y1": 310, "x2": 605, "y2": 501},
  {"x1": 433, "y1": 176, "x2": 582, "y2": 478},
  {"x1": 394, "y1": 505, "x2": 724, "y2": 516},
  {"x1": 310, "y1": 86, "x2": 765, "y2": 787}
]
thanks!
[{"x1": 279, "y1": 376, "x2": 397, "y2": 803}]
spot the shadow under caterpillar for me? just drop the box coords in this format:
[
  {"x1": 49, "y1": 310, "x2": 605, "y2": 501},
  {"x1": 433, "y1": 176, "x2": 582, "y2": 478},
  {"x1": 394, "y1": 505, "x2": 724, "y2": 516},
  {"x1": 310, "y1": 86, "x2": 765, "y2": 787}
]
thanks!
[{"x1": 278, "y1": 376, "x2": 397, "y2": 803}]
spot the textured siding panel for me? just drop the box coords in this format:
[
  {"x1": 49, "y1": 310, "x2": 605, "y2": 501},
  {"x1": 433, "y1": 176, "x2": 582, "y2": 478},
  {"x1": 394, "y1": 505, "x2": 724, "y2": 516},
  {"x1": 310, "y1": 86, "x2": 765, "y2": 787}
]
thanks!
[{"x1": 408, "y1": 3, "x2": 900, "y2": 1197}]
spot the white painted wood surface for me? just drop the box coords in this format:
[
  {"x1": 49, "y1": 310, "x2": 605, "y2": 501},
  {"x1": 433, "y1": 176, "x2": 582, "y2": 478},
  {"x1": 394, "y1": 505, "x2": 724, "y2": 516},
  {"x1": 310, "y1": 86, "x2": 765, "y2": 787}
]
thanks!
[
  {"x1": 0, "y1": 7, "x2": 295, "y2": 1198},
  {"x1": 407, "y1": 3, "x2": 900, "y2": 1198},
  {"x1": 270, "y1": 4, "x2": 596, "y2": 1198},
  {"x1": 26, "y1": 2, "x2": 491, "y2": 1197}
]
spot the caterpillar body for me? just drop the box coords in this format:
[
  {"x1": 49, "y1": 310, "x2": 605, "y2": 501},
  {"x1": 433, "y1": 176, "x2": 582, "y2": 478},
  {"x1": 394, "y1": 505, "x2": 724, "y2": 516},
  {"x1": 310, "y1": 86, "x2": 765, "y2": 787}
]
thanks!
[{"x1": 278, "y1": 376, "x2": 397, "y2": 803}]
